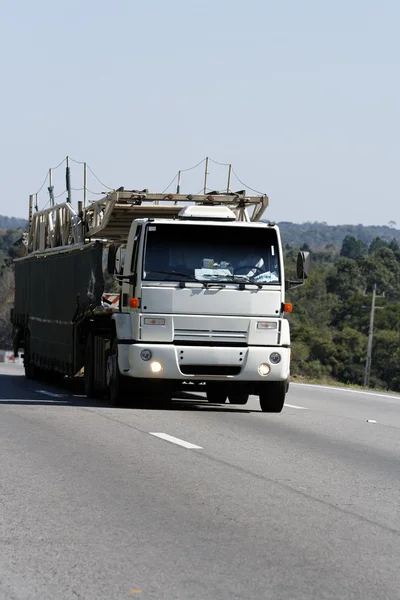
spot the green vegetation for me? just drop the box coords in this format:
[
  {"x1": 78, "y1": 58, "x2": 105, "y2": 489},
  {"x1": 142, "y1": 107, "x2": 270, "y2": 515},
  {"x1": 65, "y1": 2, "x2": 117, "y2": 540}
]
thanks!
[{"x1": 286, "y1": 234, "x2": 400, "y2": 391}]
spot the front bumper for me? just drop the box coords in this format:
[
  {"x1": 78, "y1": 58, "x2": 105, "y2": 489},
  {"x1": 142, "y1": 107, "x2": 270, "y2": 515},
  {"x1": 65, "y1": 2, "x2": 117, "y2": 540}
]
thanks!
[{"x1": 117, "y1": 344, "x2": 290, "y2": 382}]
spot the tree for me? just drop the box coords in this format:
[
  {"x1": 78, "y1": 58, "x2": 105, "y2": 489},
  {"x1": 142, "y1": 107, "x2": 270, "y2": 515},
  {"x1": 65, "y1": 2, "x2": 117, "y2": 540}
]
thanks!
[
  {"x1": 359, "y1": 248, "x2": 400, "y2": 300},
  {"x1": 368, "y1": 237, "x2": 387, "y2": 254},
  {"x1": 332, "y1": 327, "x2": 367, "y2": 385},
  {"x1": 326, "y1": 257, "x2": 364, "y2": 300},
  {"x1": 340, "y1": 235, "x2": 367, "y2": 260},
  {"x1": 371, "y1": 330, "x2": 400, "y2": 391}
]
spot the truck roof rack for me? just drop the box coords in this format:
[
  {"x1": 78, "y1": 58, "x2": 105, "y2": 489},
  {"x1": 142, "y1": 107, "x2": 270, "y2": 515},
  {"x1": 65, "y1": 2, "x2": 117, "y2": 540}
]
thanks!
[
  {"x1": 27, "y1": 188, "x2": 269, "y2": 252},
  {"x1": 85, "y1": 189, "x2": 269, "y2": 240}
]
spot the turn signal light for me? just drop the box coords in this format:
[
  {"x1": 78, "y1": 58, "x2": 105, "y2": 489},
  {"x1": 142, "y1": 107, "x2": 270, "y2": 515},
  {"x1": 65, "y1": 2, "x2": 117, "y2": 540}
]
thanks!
[
  {"x1": 283, "y1": 303, "x2": 293, "y2": 313},
  {"x1": 129, "y1": 297, "x2": 139, "y2": 309}
]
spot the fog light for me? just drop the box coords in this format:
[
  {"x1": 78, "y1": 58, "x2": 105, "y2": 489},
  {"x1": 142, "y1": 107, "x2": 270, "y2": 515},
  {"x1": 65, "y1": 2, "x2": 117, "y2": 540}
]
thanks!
[
  {"x1": 151, "y1": 361, "x2": 163, "y2": 374},
  {"x1": 140, "y1": 349, "x2": 152, "y2": 361},
  {"x1": 269, "y1": 352, "x2": 281, "y2": 364},
  {"x1": 258, "y1": 363, "x2": 271, "y2": 376}
]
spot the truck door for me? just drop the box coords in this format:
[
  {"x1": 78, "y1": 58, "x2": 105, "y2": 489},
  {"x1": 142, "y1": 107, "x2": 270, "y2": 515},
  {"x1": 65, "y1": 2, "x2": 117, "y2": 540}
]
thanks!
[{"x1": 121, "y1": 223, "x2": 142, "y2": 309}]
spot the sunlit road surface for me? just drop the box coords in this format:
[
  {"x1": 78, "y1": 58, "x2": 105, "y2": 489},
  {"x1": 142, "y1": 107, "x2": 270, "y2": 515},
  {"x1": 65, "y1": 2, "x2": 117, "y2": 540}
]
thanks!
[{"x1": 1, "y1": 363, "x2": 399, "y2": 599}]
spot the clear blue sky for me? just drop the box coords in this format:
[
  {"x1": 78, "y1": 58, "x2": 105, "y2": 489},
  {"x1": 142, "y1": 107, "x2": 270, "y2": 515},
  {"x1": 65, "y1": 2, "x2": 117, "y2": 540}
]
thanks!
[{"x1": 0, "y1": 0, "x2": 399, "y2": 226}]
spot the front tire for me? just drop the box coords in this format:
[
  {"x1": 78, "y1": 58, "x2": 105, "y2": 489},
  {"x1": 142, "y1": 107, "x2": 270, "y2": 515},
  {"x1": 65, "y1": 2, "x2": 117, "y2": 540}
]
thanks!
[{"x1": 259, "y1": 381, "x2": 286, "y2": 413}]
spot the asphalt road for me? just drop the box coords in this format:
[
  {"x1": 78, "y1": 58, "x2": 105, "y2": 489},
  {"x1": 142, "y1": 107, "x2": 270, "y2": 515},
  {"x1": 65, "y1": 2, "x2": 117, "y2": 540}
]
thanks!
[{"x1": 1, "y1": 364, "x2": 399, "y2": 600}]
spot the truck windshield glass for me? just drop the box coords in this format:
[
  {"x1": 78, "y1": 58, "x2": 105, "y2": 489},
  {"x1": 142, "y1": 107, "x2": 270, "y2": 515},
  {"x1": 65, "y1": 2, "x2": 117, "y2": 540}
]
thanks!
[{"x1": 143, "y1": 224, "x2": 281, "y2": 285}]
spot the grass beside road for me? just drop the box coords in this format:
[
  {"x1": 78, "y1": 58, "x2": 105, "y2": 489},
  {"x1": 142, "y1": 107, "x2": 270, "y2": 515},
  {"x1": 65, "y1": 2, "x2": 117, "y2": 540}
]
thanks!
[{"x1": 290, "y1": 374, "x2": 399, "y2": 395}]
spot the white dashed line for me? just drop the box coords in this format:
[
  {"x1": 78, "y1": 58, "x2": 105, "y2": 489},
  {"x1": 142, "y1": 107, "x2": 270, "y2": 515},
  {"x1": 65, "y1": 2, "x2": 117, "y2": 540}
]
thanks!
[
  {"x1": 285, "y1": 403, "x2": 308, "y2": 410},
  {"x1": 35, "y1": 390, "x2": 65, "y2": 398},
  {"x1": 149, "y1": 433, "x2": 203, "y2": 449}
]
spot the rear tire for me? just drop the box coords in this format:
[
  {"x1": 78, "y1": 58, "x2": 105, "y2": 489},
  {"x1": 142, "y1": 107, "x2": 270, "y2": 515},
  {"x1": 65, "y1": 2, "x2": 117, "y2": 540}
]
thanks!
[
  {"x1": 84, "y1": 335, "x2": 96, "y2": 398},
  {"x1": 259, "y1": 381, "x2": 286, "y2": 413},
  {"x1": 107, "y1": 338, "x2": 131, "y2": 407},
  {"x1": 207, "y1": 383, "x2": 228, "y2": 404},
  {"x1": 24, "y1": 331, "x2": 39, "y2": 380}
]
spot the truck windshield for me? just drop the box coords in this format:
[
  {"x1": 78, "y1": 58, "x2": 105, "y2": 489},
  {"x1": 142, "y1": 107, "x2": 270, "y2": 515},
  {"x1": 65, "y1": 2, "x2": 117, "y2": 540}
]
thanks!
[{"x1": 143, "y1": 224, "x2": 281, "y2": 285}]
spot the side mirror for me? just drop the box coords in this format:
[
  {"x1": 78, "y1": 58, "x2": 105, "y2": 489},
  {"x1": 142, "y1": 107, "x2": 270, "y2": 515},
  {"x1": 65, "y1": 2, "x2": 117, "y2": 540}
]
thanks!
[
  {"x1": 296, "y1": 251, "x2": 310, "y2": 280},
  {"x1": 107, "y1": 245, "x2": 123, "y2": 275}
]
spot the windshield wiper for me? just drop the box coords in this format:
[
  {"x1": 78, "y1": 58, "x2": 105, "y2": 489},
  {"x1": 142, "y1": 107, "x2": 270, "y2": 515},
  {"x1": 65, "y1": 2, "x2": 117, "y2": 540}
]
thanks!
[
  {"x1": 201, "y1": 273, "x2": 263, "y2": 289},
  {"x1": 145, "y1": 270, "x2": 206, "y2": 285}
]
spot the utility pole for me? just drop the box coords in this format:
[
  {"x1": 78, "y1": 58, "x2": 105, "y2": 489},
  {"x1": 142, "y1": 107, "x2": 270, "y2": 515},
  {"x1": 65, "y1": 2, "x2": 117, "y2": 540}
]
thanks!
[{"x1": 364, "y1": 283, "x2": 384, "y2": 387}]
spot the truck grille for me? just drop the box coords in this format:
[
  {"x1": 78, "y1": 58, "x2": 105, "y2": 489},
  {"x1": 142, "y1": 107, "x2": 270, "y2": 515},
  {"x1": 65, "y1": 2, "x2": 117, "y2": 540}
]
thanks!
[{"x1": 174, "y1": 329, "x2": 247, "y2": 342}]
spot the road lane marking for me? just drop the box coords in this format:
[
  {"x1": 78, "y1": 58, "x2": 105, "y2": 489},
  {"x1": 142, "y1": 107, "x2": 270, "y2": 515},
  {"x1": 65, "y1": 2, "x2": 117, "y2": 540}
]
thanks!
[
  {"x1": 292, "y1": 382, "x2": 400, "y2": 401},
  {"x1": 149, "y1": 433, "x2": 203, "y2": 449},
  {"x1": 285, "y1": 403, "x2": 308, "y2": 410},
  {"x1": 35, "y1": 390, "x2": 65, "y2": 398}
]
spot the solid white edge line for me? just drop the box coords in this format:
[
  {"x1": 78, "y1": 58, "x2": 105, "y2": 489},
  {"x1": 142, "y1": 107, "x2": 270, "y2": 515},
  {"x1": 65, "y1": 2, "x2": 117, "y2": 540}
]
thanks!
[
  {"x1": 291, "y1": 382, "x2": 400, "y2": 401},
  {"x1": 285, "y1": 403, "x2": 308, "y2": 410},
  {"x1": 149, "y1": 433, "x2": 203, "y2": 450},
  {"x1": 35, "y1": 390, "x2": 64, "y2": 398}
]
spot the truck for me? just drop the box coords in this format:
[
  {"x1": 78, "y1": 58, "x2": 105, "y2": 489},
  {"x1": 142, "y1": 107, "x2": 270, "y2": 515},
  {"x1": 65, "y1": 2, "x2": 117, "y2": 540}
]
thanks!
[{"x1": 11, "y1": 182, "x2": 309, "y2": 412}]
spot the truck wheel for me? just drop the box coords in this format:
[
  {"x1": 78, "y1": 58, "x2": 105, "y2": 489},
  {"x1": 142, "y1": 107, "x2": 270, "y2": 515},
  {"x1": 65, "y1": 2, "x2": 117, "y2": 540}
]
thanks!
[
  {"x1": 259, "y1": 381, "x2": 286, "y2": 413},
  {"x1": 207, "y1": 383, "x2": 228, "y2": 404},
  {"x1": 24, "y1": 331, "x2": 38, "y2": 380},
  {"x1": 107, "y1": 338, "x2": 130, "y2": 407},
  {"x1": 84, "y1": 335, "x2": 96, "y2": 398},
  {"x1": 228, "y1": 392, "x2": 249, "y2": 405}
]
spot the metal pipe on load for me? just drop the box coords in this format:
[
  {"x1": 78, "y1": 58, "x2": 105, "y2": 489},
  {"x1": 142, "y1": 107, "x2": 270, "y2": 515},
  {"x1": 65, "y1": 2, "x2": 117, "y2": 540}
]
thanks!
[
  {"x1": 227, "y1": 164, "x2": 232, "y2": 193},
  {"x1": 203, "y1": 157, "x2": 209, "y2": 194},
  {"x1": 28, "y1": 195, "x2": 34, "y2": 232},
  {"x1": 66, "y1": 156, "x2": 71, "y2": 203},
  {"x1": 83, "y1": 162, "x2": 87, "y2": 210},
  {"x1": 48, "y1": 168, "x2": 55, "y2": 207}
]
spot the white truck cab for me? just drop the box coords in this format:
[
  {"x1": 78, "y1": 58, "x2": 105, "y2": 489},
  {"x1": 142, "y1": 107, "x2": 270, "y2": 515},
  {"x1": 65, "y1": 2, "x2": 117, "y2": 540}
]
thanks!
[{"x1": 106, "y1": 203, "x2": 309, "y2": 411}]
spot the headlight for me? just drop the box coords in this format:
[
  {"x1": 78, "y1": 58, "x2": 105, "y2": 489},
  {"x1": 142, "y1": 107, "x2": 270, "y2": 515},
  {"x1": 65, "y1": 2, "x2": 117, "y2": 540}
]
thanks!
[
  {"x1": 269, "y1": 352, "x2": 281, "y2": 364},
  {"x1": 151, "y1": 361, "x2": 163, "y2": 374},
  {"x1": 258, "y1": 363, "x2": 271, "y2": 376},
  {"x1": 257, "y1": 321, "x2": 277, "y2": 330},
  {"x1": 140, "y1": 349, "x2": 152, "y2": 361}
]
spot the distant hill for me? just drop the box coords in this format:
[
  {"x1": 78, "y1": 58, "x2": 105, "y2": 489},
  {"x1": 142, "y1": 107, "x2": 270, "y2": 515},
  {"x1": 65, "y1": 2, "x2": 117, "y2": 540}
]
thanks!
[
  {"x1": 277, "y1": 222, "x2": 400, "y2": 250},
  {"x1": 1, "y1": 215, "x2": 400, "y2": 252},
  {"x1": 0, "y1": 216, "x2": 28, "y2": 230}
]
